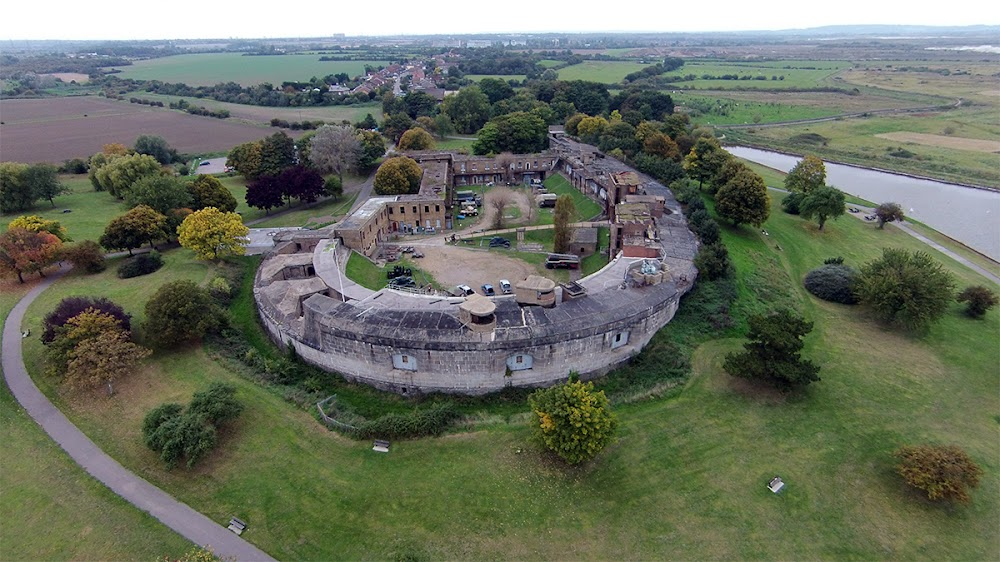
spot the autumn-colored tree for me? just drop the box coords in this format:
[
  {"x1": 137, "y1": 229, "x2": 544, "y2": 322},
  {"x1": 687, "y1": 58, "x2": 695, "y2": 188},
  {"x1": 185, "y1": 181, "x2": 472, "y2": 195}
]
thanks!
[
  {"x1": 715, "y1": 168, "x2": 771, "y2": 227},
  {"x1": 143, "y1": 280, "x2": 221, "y2": 348},
  {"x1": 683, "y1": 136, "x2": 730, "y2": 189},
  {"x1": 528, "y1": 380, "x2": 617, "y2": 464},
  {"x1": 7, "y1": 215, "x2": 70, "y2": 241},
  {"x1": 874, "y1": 202, "x2": 905, "y2": 229},
  {"x1": 0, "y1": 227, "x2": 62, "y2": 283},
  {"x1": 42, "y1": 296, "x2": 132, "y2": 344},
  {"x1": 102, "y1": 143, "x2": 130, "y2": 156},
  {"x1": 895, "y1": 445, "x2": 982, "y2": 503},
  {"x1": 553, "y1": 194, "x2": 575, "y2": 253},
  {"x1": 783, "y1": 155, "x2": 826, "y2": 194},
  {"x1": 61, "y1": 240, "x2": 106, "y2": 274},
  {"x1": 245, "y1": 174, "x2": 284, "y2": 214},
  {"x1": 564, "y1": 113, "x2": 586, "y2": 136},
  {"x1": 576, "y1": 115, "x2": 609, "y2": 142},
  {"x1": 65, "y1": 329, "x2": 151, "y2": 393},
  {"x1": 278, "y1": 166, "x2": 325, "y2": 204},
  {"x1": 374, "y1": 156, "x2": 423, "y2": 195},
  {"x1": 187, "y1": 175, "x2": 238, "y2": 212},
  {"x1": 93, "y1": 153, "x2": 163, "y2": 199},
  {"x1": 100, "y1": 205, "x2": 167, "y2": 255},
  {"x1": 799, "y1": 185, "x2": 846, "y2": 231},
  {"x1": 397, "y1": 127, "x2": 436, "y2": 151},
  {"x1": 643, "y1": 132, "x2": 681, "y2": 161},
  {"x1": 45, "y1": 309, "x2": 125, "y2": 378},
  {"x1": 177, "y1": 207, "x2": 249, "y2": 260}
]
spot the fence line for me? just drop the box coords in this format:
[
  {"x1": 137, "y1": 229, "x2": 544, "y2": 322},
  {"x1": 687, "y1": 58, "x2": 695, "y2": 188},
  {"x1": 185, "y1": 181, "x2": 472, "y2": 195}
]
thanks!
[{"x1": 316, "y1": 395, "x2": 358, "y2": 432}]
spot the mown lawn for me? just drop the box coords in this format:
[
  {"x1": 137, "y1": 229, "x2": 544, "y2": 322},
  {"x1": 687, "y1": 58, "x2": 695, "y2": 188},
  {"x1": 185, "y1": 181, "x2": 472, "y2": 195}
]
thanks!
[
  {"x1": 543, "y1": 174, "x2": 603, "y2": 221},
  {"x1": 0, "y1": 175, "x2": 124, "y2": 242},
  {"x1": 0, "y1": 276, "x2": 191, "y2": 561},
  {"x1": 556, "y1": 61, "x2": 653, "y2": 84},
  {"x1": 12, "y1": 187, "x2": 999, "y2": 559}
]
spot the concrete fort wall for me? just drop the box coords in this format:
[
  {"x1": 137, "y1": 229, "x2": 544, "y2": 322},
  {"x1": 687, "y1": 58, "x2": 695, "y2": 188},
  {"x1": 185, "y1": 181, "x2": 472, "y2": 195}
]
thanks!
[{"x1": 256, "y1": 285, "x2": 683, "y2": 395}]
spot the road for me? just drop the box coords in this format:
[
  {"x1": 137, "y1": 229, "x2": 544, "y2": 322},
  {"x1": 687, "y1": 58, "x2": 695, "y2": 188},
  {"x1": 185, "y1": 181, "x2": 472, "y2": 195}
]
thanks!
[{"x1": 2, "y1": 265, "x2": 276, "y2": 562}]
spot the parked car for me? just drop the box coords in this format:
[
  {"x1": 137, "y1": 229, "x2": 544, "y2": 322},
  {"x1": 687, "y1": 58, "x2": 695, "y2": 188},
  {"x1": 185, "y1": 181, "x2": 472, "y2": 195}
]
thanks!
[
  {"x1": 455, "y1": 284, "x2": 475, "y2": 296},
  {"x1": 489, "y1": 237, "x2": 511, "y2": 248},
  {"x1": 499, "y1": 279, "x2": 512, "y2": 294},
  {"x1": 412, "y1": 250, "x2": 424, "y2": 258},
  {"x1": 545, "y1": 253, "x2": 580, "y2": 269},
  {"x1": 482, "y1": 284, "x2": 495, "y2": 296},
  {"x1": 389, "y1": 276, "x2": 415, "y2": 288}
]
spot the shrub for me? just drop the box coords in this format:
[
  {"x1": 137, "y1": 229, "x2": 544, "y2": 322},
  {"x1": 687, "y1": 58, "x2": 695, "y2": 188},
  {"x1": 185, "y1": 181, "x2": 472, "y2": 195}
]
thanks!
[
  {"x1": 528, "y1": 380, "x2": 617, "y2": 464},
  {"x1": 61, "y1": 240, "x2": 106, "y2": 273},
  {"x1": 354, "y1": 403, "x2": 459, "y2": 439},
  {"x1": 143, "y1": 280, "x2": 221, "y2": 348},
  {"x1": 694, "y1": 242, "x2": 731, "y2": 280},
  {"x1": 804, "y1": 264, "x2": 859, "y2": 304},
  {"x1": 188, "y1": 383, "x2": 244, "y2": 425},
  {"x1": 823, "y1": 256, "x2": 845, "y2": 265},
  {"x1": 142, "y1": 385, "x2": 244, "y2": 470},
  {"x1": 723, "y1": 309, "x2": 820, "y2": 390},
  {"x1": 956, "y1": 285, "x2": 998, "y2": 318},
  {"x1": 895, "y1": 445, "x2": 982, "y2": 503},
  {"x1": 855, "y1": 249, "x2": 955, "y2": 332},
  {"x1": 42, "y1": 296, "x2": 131, "y2": 344},
  {"x1": 781, "y1": 192, "x2": 804, "y2": 215},
  {"x1": 684, "y1": 197, "x2": 706, "y2": 216},
  {"x1": 208, "y1": 276, "x2": 233, "y2": 303},
  {"x1": 116, "y1": 250, "x2": 163, "y2": 279}
]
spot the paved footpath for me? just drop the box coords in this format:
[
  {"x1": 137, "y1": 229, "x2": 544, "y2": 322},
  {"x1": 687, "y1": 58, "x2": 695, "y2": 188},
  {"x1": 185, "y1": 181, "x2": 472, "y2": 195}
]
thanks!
[{"x1": 2, "y1": 265, "x2": 276, "y2": 562}]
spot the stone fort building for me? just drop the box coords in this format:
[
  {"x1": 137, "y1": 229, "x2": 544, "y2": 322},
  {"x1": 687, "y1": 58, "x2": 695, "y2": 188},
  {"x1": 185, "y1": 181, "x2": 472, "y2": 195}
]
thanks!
[{"x1": 254, "y1": 137, "x2": 699, "y2": 395}]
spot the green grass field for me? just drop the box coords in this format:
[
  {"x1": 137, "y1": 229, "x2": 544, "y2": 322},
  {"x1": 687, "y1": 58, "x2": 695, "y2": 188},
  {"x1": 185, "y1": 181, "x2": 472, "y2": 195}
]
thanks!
[
  {"x1": 111, "y1": 53, "x2": 392, "y2": 87},
  {"x1": 556, "y1": 61, "x2": 653, "y2": 84},
  {"x1": 250, "y1": 192, "x2": 358, "y2": 229},
  {"x1": 663, "y1": 60, "x2": 851, "y2": 90},
  {"x1": 543, "y1": 173, "x2": 604, "y2": 221},
  {"x1": 9, "y1": 182, "x2": 999, "y2": 559},
  {"x1": 0, "y1": 175, "x2": 125, "y2": 243},
  {"x1": 0, "y1": 278, "x2": 191, "y2": 561},
  {"x1": 465, "y1": 74, "x2": 527, "y2": 83}
]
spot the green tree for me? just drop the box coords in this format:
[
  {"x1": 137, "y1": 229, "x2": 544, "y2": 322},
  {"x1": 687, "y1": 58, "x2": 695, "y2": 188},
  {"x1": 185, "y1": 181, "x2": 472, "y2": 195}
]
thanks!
[
  {"x1": 100, "y1": 205, "x2": 167, "y2": 255},
  {"x1": 895, "y1": 445, "x2": 982, "y2": 503},
  {"x1": 693, "y1": 241, "x2": 731, "y2": 280},
  {"x1": 553, "y1": 194, "x2": 575, "y2": 253},
  {"x1": 0, "y1": 162, "x2": 33, "y2": 213},
  {"x1": 874, "y1": 202, "x2": 905, "y2": 229},
  {"x1": 124, "y1": 175, "x2": 192, "y2": 215},
  {"x1": 575, "y1": 115, "x2": 608, "y2": 143},
  {"x1": 187, "y1": 175, "x2": 237, "y2": 212},
  {"x1": 0, "y1": 227, "x2": 62, "y2": 283},
  {"x1": 177, "y1": 207, "x2": 249, "y2": 260},
  {"x1": 715, "y1": 168, "x2": 770, "y2": 227},
  {"x1": 323, "y1": 176, "x2": 343, "y2": 200},
  {"x1": 134, "y1": 135, "x2": 176, "y2": 165},
  {"x1": 142, "y1": 406, "x2": 217, "y2": 470},
  {"x1": 374, "y1": 156, "x2": 422, "y2": 195},
  {"x1": 528, "y1": 380, "x2": 617, "y2": 464},
  {"x1": 784, "y1": 155, "x2": 826, "y2": 194},
  {"x1": 310, "y1": 125, "x2": 361, "y2": 184},
  {"x1": 473, "y1": 112, "x2": 548, "y2": 155},
  {"x1": 188, "y1": 383, "x2": 244, "y2": 425},
  {"x1": 723, "y1": 309, "x2": 821, "y2": 390},
  {"x1": 643, "y1": 133, "x2": 681, "y2": 161},
  {"x1": 257, "y1": 131, "x2": 296, "y2": 178},
  {"x1": 682, "y1": 136, "x2": 729, "y2": 189},
  {"x1": 143, "y1": 280, "x2": 220, "y2": 348},
  {"x1": 94, "y1": 153, "x2": 163, "y2": 199},
  {"x1": 854, "y1": 248, "x2": 956, "y2": 332},
  {"x1": 380, "y1": 112, "x2": 415, "y2": 144},
  {"x1": 799, "y1": 185, "x2": 846, "y2": 231},
  {"x1": 226, "y1": 141, "x2": 263, "y2": 180},
  {"x1": 7, "y1": 215, "x2": 70, "y2": 242},
  {"x1": 397, "y1": 128, "x2": 436, "y2": 151},
  {"x1": 356, "y1": 130, "x2": 387, "y2": 170},
  {"x1": 442, "y1": 85, "x2": 491, "y2": 134},
  {"x1": 477, "y1": 77, "x2": 515, "y2": 104},
  {"x1": 24, "y1": 164, "x2": 69, "y2": 208},
  {"x1": 956, "y1": 286, "x2": 998, "y2": 318}
]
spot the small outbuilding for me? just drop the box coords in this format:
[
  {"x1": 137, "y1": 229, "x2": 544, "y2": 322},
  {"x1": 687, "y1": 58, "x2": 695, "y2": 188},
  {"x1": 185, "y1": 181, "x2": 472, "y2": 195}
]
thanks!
[
  {"x1": 514, "y1": 275, "x2": 556, "y2": 308},
  {"x1": 570, "y1": 227, "x2": 598, "y2": 257},
  {"x1": 458, "y1": 293, "x2": 496, "y2": 332}
]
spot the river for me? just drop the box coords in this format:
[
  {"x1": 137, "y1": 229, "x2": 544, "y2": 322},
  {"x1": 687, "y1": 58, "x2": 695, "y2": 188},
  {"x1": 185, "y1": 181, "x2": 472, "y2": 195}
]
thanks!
[{"x1": 726, "y1": 147, "x2": 1000, "y2": 262}]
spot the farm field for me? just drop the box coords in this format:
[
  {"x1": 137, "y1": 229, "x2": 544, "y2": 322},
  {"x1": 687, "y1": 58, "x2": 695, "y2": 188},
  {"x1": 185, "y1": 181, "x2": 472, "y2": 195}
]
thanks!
[
  {"x1": 556, "y1": 61, "x2": 652, "y2": 84},
  {"x1": 130, "y1": 93, "x2": 382, "y2": 128},
  {"x1": 673, "y1": 89, "x2": 919, "y2": 126},
  {"x1": 662, "y1": 60, "x2": 850, "y2": 90},
  {"x1": 12, "y1": 185, "x2": 998, "y2": 560},
  {"x1": 0, "y1": 97, "x2": 284, "y2": 164},
  {"x1": 465, "y1": 74, "x2": 527, "y2": 83},
  {"x1": 110, "y1": 53, "x2": 391, "y2": 87}
]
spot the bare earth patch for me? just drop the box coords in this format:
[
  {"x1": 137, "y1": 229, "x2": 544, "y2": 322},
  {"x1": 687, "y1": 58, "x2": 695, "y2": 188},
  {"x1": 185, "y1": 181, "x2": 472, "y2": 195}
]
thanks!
[
  {"x1": 875, "y1": 131, "x2": 1000, "y2": 153},
  {"x1": 43, "y1": 73, "x2": 90, "y2": 83},
  {"x1": 410, "y1": 245, "x2": 542, "y2": 292}
]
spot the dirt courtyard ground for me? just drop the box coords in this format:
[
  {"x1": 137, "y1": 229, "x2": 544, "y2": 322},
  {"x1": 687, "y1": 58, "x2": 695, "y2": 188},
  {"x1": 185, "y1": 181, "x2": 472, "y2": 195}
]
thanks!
[{"x1": 408, "y1": 244, "x2": 542, "y2": 294}]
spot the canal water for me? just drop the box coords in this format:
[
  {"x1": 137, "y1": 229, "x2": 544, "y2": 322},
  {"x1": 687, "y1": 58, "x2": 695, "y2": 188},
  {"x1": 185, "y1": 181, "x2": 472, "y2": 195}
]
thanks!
[{"x1": 726, "y1": 146, "x2": 1000, "y2": 262}]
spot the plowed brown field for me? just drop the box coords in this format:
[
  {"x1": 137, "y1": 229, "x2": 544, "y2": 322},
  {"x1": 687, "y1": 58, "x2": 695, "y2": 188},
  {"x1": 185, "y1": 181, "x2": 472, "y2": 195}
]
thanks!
[{"x1": 0, "y1": 96, "x2": 296, "y2": 163}]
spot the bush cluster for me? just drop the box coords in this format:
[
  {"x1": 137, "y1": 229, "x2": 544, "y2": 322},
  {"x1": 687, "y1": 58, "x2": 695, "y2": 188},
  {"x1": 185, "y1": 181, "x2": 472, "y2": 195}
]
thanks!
[
  {"x1": 117, "y1": 251, "x2": 163, "y2": 279},
  {"x1": 142, "y1": 383, "x2": 244, "y2": 469},
  {"x1": 42, "y1": 296, "x2": 131, "y2": 344},
  {"x1": 269, "y1": 118, "x2": 327, "y2": 130},
  {"x1": 353, "y1": 403, "x2": 459, "y2": 440},
  {"x1": 804, "y1": 264, "x2": 859, "y2": 304}
]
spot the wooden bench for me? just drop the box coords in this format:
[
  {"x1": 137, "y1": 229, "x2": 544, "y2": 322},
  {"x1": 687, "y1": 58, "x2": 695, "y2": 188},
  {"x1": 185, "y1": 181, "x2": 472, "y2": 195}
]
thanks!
[
  {"x1": 768, "y1": 476, "x2": 785, "y2": 494},
  {"x1": 228, "y1": 517, "x2": 247, "y2": 535},
  {"x1": 372, "y1": 440, "x2": 390, "y2": 453}
]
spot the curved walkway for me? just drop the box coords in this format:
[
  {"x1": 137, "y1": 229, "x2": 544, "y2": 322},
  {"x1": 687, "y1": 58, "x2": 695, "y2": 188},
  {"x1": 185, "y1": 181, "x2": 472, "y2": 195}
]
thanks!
[{"x1": 1, "y1": 265, "x2": 276, "y2": 562}]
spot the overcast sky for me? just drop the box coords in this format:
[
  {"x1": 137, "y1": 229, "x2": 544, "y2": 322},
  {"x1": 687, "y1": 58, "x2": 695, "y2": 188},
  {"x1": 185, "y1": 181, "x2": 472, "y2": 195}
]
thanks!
[{"x1": 4, "y1": 0, "x2": 998, "y2": 41}]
